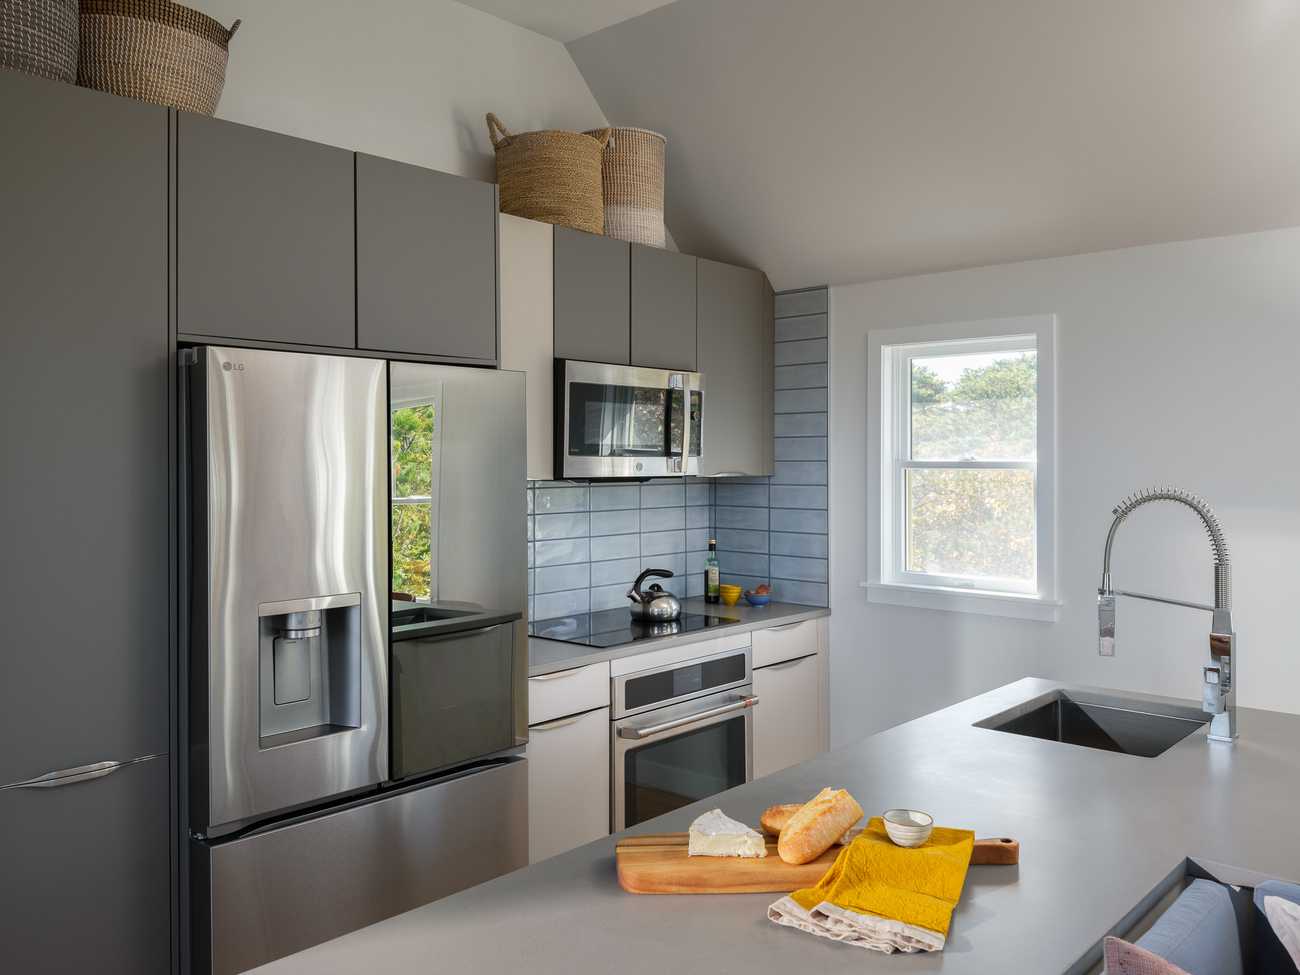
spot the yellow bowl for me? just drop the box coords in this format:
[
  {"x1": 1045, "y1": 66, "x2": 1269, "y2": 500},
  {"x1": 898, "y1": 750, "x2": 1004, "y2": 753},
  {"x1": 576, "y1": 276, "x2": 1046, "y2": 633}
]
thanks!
[{"x1": 720, "y1": 589, "x2": 742, "y2": 606}]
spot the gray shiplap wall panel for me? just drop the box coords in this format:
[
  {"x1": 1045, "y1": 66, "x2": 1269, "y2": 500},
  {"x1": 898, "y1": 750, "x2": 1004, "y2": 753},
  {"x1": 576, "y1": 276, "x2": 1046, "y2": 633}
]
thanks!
[
  {"x1": 774, "y1": 288, "x2": 828, "y2": 318},
  {"x1": 774, "y1": 413, "x2": 828, "y2": 437},
  {"x1": 774, "y1": 339, "x2": 828, "y2": 365},
  {"x1": 774, "y1": 363, "x2": 829, "y2": 389},
  {"x1": 774, "y1": 388, "x2": 828, "y2": 413},
  {"x1": 775, "y1": 313, "x2": 828, "y2": 343},
  {"x1": 774, "y1": 437, "x2": 828, "y2": 460}
]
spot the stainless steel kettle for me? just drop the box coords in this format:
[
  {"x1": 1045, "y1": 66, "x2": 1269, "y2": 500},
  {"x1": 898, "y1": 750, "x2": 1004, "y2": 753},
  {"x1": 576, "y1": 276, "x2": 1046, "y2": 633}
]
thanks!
[{"x1": 627, "y1": 568, "x2": 682, "y2": 622}]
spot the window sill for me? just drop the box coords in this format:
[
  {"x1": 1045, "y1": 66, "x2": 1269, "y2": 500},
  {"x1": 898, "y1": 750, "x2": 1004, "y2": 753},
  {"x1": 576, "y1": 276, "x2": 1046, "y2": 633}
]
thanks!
[{"x1": 860, "y1": 581, "x2": 1061, "y2": 622}]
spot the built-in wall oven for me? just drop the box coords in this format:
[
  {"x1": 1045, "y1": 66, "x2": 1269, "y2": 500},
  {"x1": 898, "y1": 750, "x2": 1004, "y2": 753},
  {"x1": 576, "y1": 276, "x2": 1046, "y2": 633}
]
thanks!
[
  {"x1": 611, "y1": 645, "x2": 758, "y2": 831},
  {"x1": 555, "y1": 359, "x2": 703, "y2": 479}
]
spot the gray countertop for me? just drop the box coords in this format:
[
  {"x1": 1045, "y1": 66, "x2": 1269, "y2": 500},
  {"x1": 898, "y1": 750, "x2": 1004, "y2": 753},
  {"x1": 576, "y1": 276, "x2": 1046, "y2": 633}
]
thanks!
[
  {"x1": 251, "y1": 678, "x2": 1300, "y2": 975},
  {"x1": 528, "y1": 597, "x2": 830, "y2": 676}
]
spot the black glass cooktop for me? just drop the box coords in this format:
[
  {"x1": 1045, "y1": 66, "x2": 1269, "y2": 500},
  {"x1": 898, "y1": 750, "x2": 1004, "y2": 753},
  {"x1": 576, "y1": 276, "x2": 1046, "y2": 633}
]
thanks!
[{"x1": 529, "y1": 608, "x2": 742, "y2": 649}]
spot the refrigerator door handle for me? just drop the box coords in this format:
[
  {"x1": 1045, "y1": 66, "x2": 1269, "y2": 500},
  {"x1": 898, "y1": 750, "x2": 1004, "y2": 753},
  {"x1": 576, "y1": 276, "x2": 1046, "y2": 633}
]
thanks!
[{"x1": 0, "y1": 755, "x2": 159, "y2": 791}]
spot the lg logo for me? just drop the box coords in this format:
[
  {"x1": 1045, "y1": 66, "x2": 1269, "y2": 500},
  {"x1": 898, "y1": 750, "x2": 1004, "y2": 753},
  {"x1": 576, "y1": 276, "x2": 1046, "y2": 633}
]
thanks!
[{"x1": 222, "y1": 361, "x2": 246, "y2": 372}]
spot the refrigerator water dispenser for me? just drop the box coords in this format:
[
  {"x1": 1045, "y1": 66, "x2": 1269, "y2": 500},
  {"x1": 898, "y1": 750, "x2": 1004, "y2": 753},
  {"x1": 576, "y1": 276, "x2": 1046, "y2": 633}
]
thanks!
[{"x1": 257, "y1": 594, "x2": 363, "y2": 744}]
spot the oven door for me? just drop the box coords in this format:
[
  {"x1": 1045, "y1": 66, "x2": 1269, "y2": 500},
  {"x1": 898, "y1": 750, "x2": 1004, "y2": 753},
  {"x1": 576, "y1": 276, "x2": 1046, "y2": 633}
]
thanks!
[
  {"x1": 612, "y1": 686, "x2": 757, "y2": 832},
  {"x1": 557, "y1": 360, "x2": 701, "y2": 479}
]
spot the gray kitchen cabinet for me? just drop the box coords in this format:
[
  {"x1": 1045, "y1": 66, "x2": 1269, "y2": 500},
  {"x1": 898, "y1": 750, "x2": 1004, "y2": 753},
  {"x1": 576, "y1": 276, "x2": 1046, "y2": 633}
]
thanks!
[
  {"x1": 554, "y1": 226, "x2": 630, "y2": 364},
  {"x1": 499, "y1": 214, "x2": 556, "y2": 479},
  {"x1": 177, "y1": 112, "x2": 355, "y2": 348},
  {"x1": 357, "y1": 153, "x2": 497, "y2": 359},
  {"x1": 0, "y1": 70, "x2": 170, "y2": 788},
  {"x1": 631, "y1": 244, "x2": 697, "y2": 370},
  {"x1": 0, "y1": 756, "x2": 171, "y2": 973},
  {"x1": 697, "y1": 258, "x2": 775, "y2": 476},
  {"x1": 528, "y1": 706, "x2": 610, "y2": 863},
  {"x1": 752, "y1": 655, "x2": 822, "y2": 778}
]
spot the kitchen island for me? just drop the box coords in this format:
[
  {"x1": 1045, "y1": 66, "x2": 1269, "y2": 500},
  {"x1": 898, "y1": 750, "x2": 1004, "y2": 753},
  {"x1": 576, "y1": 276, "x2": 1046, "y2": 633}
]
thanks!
[{"x1": 249, "y1": 678, "x2": 1300, "y2": 974}]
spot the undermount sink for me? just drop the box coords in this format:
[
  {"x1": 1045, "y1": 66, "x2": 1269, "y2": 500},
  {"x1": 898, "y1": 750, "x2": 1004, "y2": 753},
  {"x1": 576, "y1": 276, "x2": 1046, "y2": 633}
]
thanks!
[
  {"x1": 391, "y1": 605, "x2": 477, "y2": 627},
  {"x1": 975, "y1": 690, "x2": 1209, "y2": 758}
]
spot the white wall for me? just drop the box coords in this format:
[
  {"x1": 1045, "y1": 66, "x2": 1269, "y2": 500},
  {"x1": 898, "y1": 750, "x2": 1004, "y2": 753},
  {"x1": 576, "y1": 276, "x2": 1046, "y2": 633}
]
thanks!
[
  {"x1": 190, "y1": 0, "x2": 607, "y2": 181},
  {"x1": 829, "y1": 227, "x2": 1300, "y2": 746}
]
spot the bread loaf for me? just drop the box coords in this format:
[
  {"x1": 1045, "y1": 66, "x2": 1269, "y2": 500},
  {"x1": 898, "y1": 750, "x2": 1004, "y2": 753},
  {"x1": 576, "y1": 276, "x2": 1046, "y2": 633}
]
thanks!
[
  {"x1": 760, "y1": 802, "x2": 854, "y2": 845},
  {"x1": 775, "y1": 788, "x2": 864, "y2": 865}
]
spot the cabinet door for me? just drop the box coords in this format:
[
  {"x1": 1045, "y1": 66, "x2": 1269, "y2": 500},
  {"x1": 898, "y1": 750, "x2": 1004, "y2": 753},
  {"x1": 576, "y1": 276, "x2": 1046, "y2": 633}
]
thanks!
[
  {"x1": 752, "y1": 655, "x2": 821, "y2": 779},
  {"x1": 631, "y1": 245, "x2": 697, "y2": 370},
  {"x1": 499, "y1": 214, "x2": 555, "y2": 479},
  {"x1": 357, "y1": 154, "x2": 497, "y2": 359},
  {"x1": 528, "y1": 706, "x2": 610, "y2": 863},
  {"x1": 554, "y1": 227, "x2": 630, "y2": 364},
  {"x1": 177, "y1": 113, "x2": 354, "y2": 347},
  {"x1": 698, "y1": 258, "x2": 772, "y2": 476},
  {"x1": 0, "y1": 755, "x2": 170, "y2": 973},
  {"x1": 0, "y1": 72, "x2": 169, "y2": 787}
]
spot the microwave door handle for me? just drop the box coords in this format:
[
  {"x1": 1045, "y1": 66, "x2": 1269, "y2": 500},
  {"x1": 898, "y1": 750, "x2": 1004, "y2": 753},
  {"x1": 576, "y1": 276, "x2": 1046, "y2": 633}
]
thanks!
[
  {"x1": 617, "y1": 695, "x2": 759, "y2": 740},
  {"x1": 668, "y1": 373, "x2": 687, "y2": 474}
]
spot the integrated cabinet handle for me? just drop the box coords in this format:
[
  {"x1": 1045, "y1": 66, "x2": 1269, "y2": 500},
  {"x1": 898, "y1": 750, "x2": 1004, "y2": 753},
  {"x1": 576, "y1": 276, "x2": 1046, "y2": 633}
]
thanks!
[
  {"x1": 530, "y1": 712, "x2": 592, "y2": 732},
  {"x1": 530, "y1": 667, "x2": 586, "y2": 682},
  {"x1": 760, "y1": 653, "x2": 816, "y2": 671},
  {"x1": 2, "y1": 760, "x2": 124, "y2": 791},
  {"x1": 766, "y1": 621, "x2": 808, "y2": 631}
]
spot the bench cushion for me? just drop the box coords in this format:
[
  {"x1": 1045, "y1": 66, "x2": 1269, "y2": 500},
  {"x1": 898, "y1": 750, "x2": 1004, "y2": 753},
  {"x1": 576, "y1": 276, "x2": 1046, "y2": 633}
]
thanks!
[
  {"x1": 1133, "y1": 879, "x2": 1242, "y2": 975},
  {"x1": 1254, "y1": 880, "x2": 1300, "y2": 975}
]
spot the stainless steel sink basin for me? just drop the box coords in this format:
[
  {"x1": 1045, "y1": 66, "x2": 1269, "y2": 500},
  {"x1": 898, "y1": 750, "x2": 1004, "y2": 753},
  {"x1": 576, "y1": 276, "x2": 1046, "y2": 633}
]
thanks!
[{"x1": 975, "y1": 690, "x2": 1209, "y2": 758}]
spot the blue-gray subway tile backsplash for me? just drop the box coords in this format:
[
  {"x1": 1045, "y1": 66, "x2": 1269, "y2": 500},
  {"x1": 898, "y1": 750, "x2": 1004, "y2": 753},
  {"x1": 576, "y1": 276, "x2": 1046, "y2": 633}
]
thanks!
[
  {"x1": 769, "y1": 555, "x2": 828, "y2": 583},
  {"x1": 639, "y1": 506, "x2": 686, "y2": 532},
  {"x1": 769, "y1": 532, "x2": 829, "y2": 558},
  {"x1": 685, "y1": 505, "x2": 712, "y2": 529},
  {"x1": 640, "y1": 483, "x2": 686, "y2": 508},
  {"x1": 774, "y1": 339, "x2": 827, "y2": 365},
  {"x1": 775, "y1": 313, "x2": 828, "y2": 343},
  {"x1": 774, "y1": 363, "x2": 828, "y2": 389},
  {"x1": 590, "y1": 508, "x2": 639, "y2": 536},
  {"x1": 533, "y1": 588, "x2": 590, "y2": 620},
  {"x1": 774, "y1": 288, "x2": 828, "y2": 318},
  {"x1": 774, "y1": 388, "x2": 828, "y2": 413},
  {"x1": 535, "y1": 562, "x2": 591, "y2": 593},
  {"x1": 715, "y1": 482, "x2": 769, "y2": 507},
  {"x1": 715, "y1": 528, "x2": 768, "y2": 553},
  {"x1": 686, "y1": 482, "x2": 712, "y2": 506},
  {"x1": 534, "y1": 537, "x2": 590, "y2": 567},
  {"x1": 589, "y1": 533, "x2": 640, "y2": 561},
  {"x1": 590, "y1": 557, "x2": 640, "y2": 586},
  {"x1": 770, "y1": 580, "x2": 828, "y2": 605},
  {"x1": 640, "y1": 530, "x2": 686, "y2": 556},
  {"x1": 770, "y1": 485, "x2": 828, "y2": 509},
  {"x1": 534, "y1": 512, "x2": 589, "y2": 539},
  {"x1": 772, "y1": 461, "x2": 827, "y2": 485},
  {"x1": 774, "y1": 437, "x2": 828, "y2": 461},
  {"x1": 534, "y1": 485, "x2": 589, "y2": 513},
  {"x1": 589, "y1": 484, "x2": 640, "y2": 510},
  {"x1": 643, "y1": 553, "x2": 686, "y2": 577},
  {"x1": 715, "y1": 505, "x2": 769, "y2": 530},
  {"x1": 774, "y1": 412, "x2": 828, "y2": 437},
  {"x1": 770, "y1": 507, "x2": 828, "y2": 534}
]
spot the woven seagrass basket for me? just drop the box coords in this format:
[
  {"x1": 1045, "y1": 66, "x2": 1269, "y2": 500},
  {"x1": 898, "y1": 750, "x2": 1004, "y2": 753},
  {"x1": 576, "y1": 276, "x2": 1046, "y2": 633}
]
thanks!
[
  {"x1": 586, "y1": 126, "x2": 666, "y2": 247},
  {"x1": 77, "y1": 0, "x2": 239, "y2": 115},
  {"x1": 488, "y1": 112, "x2": 611, "y2": 235},
  {"x1": 1, "y1": 0, "x2": 79, "y2": 83}
]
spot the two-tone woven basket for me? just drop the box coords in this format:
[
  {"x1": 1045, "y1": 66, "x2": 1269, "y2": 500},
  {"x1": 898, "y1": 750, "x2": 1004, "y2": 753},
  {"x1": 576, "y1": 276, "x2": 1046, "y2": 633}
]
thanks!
[
  {"x1": 0, "y1": 0, "x2": 80, "y2": 83},
  {"x1": 587, "y1": 127, "x2": 667, "y2": 248},
  {"x1": 488, "y1": 113, "x2": 611, "y2": 235},
  {"x1": 77, "y1": 0, "x2": 239, "y2": 115}
]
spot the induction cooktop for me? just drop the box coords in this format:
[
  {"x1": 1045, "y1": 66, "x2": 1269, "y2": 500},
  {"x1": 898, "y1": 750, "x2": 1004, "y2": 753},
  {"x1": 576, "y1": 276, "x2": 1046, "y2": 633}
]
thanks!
[{"x1": 528, "y1": 608, "x2": 742, "y2": 649}]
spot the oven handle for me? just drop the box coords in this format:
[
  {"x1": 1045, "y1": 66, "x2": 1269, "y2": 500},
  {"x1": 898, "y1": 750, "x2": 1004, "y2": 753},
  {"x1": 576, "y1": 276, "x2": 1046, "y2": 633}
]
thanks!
[{"x1": 617, "y1": 695, "x2": 759, "y2": 740}]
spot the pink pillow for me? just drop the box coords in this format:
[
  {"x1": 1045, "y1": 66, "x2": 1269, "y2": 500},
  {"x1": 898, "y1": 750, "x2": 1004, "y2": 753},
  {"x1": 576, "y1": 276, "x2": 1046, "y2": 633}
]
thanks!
[{"x1": 1104, "y1": 936, "x2": 1193, "y2": 975}]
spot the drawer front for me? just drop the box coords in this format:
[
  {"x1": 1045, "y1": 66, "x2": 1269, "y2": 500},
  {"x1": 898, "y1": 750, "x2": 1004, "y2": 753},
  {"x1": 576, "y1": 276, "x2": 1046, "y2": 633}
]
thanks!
[
  {"x1": 528, "y1": 661, "x2": 610, "y2": 725},
  {"x1": 527, "y1": 706, "x2": 610, "y2": 862},
  {"x1": 752, "y1": 618, "x2": 820, "y2": 668},
  {"x1": 752, "y1": 654, "x2": 821, "y2": 778}
]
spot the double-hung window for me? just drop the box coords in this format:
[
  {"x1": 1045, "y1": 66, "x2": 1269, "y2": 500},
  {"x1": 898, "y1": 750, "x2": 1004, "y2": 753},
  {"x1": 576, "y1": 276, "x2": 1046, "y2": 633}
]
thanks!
[{"x1": 867, "y1": 315, "x2": 1058, "y2": 621}]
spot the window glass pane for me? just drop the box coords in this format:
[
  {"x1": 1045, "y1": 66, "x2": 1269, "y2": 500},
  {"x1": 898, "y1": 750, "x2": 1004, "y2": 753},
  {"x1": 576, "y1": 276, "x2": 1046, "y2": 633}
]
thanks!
[
  {"x1": 910, "y1": 349, "x2": 1036, "y2": 460},
  {"x1": 392, "y1": 502, "x2": 431, "y2": 601},
  {"x1": 391, "y1": 404, "x2": 434, "y2": 498},
  {"x1": 906, "y1": 468, "x2": 1035, "y2": 583}
]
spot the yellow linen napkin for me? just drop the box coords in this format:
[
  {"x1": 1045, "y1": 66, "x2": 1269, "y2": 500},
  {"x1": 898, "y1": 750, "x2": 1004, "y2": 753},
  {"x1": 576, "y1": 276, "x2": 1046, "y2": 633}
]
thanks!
[{"x1": 767, "y1": 817, "x2": 975, "y2": 953}]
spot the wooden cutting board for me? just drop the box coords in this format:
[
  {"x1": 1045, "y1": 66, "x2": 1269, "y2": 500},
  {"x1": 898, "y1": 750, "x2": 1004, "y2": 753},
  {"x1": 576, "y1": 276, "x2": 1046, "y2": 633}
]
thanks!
[{"x1": 616, "y1": 832, "x2": 1019, "y2": 894}]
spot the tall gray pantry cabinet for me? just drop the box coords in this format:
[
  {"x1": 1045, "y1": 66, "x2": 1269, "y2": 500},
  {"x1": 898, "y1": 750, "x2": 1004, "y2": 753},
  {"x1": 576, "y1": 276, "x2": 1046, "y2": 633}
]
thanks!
[{"x1": 0, "y1": 70, "x2": 172, "y2": 973}]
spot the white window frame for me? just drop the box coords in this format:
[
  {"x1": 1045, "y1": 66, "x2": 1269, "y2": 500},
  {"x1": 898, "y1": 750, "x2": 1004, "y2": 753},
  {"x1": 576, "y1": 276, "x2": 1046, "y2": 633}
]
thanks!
[{"x1": 864, "y1": 314, "x2": 1059, "y2": 622}]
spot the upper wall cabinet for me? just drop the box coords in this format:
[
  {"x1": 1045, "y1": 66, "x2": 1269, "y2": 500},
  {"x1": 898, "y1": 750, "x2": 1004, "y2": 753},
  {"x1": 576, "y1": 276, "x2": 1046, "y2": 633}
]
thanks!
[
  {"x1": 631, "y1": 244, "x2": 697, "y2": 371},
  {"x1": 357, "y1": 154, "x2": 497, "y2": 360},
  {"x1": 554, "y1": 226, "x2": 630, "y2": 364},
  {"x1": 698, "y1": 259, "x2": 775, "y2": 477},
  {"x1": 499, "y1": 214, "x2": 555, "y2": 480},
  {"x1": 177, "y1": 114, "x2": 355, "y2": 348}
]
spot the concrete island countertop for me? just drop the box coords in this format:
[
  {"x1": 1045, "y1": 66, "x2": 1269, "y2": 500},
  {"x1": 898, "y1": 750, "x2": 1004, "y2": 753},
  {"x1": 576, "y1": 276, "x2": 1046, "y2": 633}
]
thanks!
[
  {"x1": 251, "y1": 678, "x2": 1300, "y2": 975},
  {"x1": 528, "y1": 597, "x2": 830, "y2": 676}
]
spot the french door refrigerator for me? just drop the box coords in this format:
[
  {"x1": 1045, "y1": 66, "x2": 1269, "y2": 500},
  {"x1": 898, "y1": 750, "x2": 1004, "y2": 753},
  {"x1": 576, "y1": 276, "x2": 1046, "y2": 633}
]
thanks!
[{"x1": 181, "y1": 347, "x2": 528, "y2": 975}]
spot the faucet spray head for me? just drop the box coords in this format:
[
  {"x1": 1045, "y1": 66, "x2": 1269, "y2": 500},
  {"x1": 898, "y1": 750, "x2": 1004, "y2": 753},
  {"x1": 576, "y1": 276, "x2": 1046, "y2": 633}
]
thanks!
[{"x1": 1098, "y1": 591, "x2": 1116, "y2": 656}]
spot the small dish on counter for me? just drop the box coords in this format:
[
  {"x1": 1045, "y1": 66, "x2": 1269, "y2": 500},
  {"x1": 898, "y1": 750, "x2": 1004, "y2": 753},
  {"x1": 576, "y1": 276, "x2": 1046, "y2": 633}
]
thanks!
[
  {"x1": 719, "y1": 584, "x2": 743, "y2": 606},
  {"x1": 882, "y1": 808, "x2": 934, "y2": 848},
  {"x1": 744, "y1": 590, "x2": 771, "y2": 606}
]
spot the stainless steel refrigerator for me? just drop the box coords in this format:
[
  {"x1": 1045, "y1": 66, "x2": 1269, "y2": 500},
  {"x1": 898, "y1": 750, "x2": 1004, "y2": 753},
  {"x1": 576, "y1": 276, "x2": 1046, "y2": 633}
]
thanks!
[{"x1": 181, "y1": 348, "x2": 528, "y2": 975}]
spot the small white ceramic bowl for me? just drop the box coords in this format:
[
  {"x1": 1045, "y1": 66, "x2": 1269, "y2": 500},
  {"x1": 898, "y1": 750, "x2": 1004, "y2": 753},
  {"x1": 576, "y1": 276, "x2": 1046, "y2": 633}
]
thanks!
[{"x1": 882, "y1": 808, "x2": 934, "y2": 848}]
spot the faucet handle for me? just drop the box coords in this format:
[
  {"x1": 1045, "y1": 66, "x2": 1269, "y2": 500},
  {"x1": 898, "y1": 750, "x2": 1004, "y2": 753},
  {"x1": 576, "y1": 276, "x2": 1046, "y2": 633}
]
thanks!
[{"x1": 1202, "y1": 665, "x2": 1227, "y2": 715}]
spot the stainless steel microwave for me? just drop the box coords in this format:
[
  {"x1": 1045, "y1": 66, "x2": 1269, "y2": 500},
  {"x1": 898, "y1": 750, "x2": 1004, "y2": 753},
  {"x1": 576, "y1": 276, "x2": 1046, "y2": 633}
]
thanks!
[{"x1": 554, "y1": 359, "x2": 703, "y2": 479}]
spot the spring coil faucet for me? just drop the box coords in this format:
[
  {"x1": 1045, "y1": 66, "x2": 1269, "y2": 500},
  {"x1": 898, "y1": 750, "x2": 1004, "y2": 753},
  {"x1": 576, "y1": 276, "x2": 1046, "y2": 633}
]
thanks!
[{"x1": 1098, "y1": 487, "x2": 1237, "y2": 742}]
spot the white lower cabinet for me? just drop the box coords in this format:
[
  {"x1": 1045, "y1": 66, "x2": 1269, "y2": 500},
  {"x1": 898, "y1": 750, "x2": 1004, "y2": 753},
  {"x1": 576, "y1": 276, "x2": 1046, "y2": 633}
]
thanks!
[
  {"x1": 527, "y1": 705, "x2": 610, "y2": 863},
  {"x1": 752, "y1": 653, "x2": 822, "y2": 779}
]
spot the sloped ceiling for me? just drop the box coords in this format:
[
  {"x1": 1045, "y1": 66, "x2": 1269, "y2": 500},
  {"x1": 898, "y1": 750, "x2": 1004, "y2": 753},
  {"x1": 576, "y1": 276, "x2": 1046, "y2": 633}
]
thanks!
[
  {"x1": 569, "y1": 0, "x2": 1300, "y2": 289},
  {"x1": 456, "y1": 0, "x2": 680, "y2": 43}
]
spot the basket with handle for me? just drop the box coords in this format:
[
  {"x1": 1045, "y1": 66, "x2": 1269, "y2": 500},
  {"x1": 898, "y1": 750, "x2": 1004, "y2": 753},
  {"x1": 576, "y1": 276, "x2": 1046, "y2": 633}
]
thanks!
[
  {"x1": 487, "y1": 112, "x2": 611, "y2": 235},
  {"x1": 77, "y1": 0, "x2": 240, "y2": 116},
  {"x1": 586, "y1": 126, "x2": 667, "y2": 247},
  {"x1": 1, "y1": 0, "x2": 79, "y2": 83}
]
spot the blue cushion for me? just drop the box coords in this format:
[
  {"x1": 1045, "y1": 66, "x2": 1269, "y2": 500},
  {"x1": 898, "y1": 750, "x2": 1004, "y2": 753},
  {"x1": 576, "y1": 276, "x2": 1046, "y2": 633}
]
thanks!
[
  {"x1": 1254, "y1": 880, "x2": 1300, "y2": 975},
  {"x1": 1133, "y1": 879, "x2": 1243, "y2": 975}
]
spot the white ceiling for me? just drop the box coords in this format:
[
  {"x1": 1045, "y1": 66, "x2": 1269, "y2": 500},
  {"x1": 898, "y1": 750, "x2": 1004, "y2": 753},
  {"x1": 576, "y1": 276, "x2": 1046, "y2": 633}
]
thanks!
[
  {"x1": 457, "y1": 0, "x2": 679, "y2": 43},
  {"x1": 568, "y1": 0, "x2": 1300, "y2": 289}
]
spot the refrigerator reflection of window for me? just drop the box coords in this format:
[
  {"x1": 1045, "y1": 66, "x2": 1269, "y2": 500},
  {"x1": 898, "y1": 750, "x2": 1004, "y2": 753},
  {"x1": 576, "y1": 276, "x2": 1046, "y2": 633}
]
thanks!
[{"x1": 390, "y1": 384, "x2": 442, "y2": 603}]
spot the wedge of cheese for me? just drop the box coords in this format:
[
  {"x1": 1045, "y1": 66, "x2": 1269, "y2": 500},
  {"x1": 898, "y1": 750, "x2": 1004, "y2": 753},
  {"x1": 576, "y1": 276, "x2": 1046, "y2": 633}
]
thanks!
[{"x1": 687, "y1": 809, "x2": 768, "y2": 858}]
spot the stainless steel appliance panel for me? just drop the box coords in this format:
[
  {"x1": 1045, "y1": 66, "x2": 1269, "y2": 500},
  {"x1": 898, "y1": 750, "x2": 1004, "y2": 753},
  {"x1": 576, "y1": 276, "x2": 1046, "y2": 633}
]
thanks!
[
  {"x1": 556, "y1": 359, "x2": 702, "y2": 479},
  {"x1": 193, "y1": 347, "x2": 388, "y2": 832},
  {"x1": 199, "y1": 759, "x2": 527, "y2": 975},
  {"x1": 388, "y1": 363, "x2": 529, "y2": 747}
]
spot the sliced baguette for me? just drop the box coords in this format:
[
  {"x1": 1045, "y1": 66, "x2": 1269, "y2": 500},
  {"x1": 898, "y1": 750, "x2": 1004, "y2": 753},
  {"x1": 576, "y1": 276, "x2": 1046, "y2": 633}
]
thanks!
[
  {"x1": 775, "y1": 788, "x2": 864, "y2": 865},
  {"x1": 760, "y1": 802, "x2": 853, "y2": 845}
]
